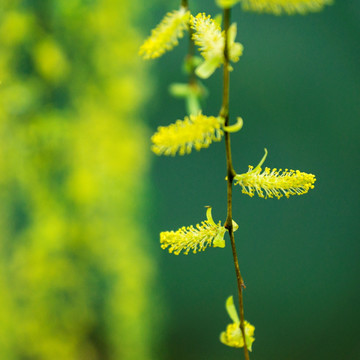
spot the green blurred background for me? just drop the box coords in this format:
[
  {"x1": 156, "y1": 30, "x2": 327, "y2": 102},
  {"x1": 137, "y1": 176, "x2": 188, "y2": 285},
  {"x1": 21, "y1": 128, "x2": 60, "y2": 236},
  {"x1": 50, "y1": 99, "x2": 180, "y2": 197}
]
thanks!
[
  {"x1": 0, "y1": 0, "x2": 359, "y2": 359},
  {"x1": 147, "y1": 1, "x2": 360, "y2": 360}
]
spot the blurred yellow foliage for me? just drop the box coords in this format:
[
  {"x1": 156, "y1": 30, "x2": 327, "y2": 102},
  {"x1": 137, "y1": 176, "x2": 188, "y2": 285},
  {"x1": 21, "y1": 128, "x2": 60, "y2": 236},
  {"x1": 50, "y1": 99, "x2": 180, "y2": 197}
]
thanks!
[
  {"x1": 0, "y1": 1, "x2": 159, "y2": 359},
  {"x1": 0, "y1": 11, "x2": 32, "y2": 45},
  {"x1": 33, "y1": 38, "x2": 69, "y2": 83}
]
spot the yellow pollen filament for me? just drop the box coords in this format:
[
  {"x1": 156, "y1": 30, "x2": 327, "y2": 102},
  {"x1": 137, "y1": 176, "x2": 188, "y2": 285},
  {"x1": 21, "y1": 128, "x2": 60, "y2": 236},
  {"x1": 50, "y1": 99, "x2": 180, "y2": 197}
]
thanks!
[
  {"x1": 139, "y1": 7, "x2": 190, "y2": 59},
  {"x1": 151, "y1": 113, "x2": 224, "y2": 156},
  {"x1": 160, "y1": 207, "x2": 227, "y2": 255},
  {"x1": 240, "y1": 0, "x2": 333, "y2": 15}
]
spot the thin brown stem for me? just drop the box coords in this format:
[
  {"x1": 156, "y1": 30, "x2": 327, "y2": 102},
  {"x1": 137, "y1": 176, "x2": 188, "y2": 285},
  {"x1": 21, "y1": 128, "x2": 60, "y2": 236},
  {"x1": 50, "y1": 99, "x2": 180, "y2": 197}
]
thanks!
[
  {"x1": 229, "y1": 227, "x2": 249, "y2": 360},
  {"x1": 220, "y1": 7, "x2": 250, "y2": 360},
  {"x1": 187, "y1": 27, "x2": 196, "y2": 85}
]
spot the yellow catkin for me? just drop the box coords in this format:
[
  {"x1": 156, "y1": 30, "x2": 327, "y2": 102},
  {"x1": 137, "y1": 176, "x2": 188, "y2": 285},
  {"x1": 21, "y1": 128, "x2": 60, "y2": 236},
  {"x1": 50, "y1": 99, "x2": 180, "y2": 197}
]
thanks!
[
  {"x1": 240, "y1": 0, "x2": 333, "y2": 15},
  {"x1": 190, "y1": 13, "x2": 243, "y2": 63},
  {"x1": 235, "y1": 166, "x2": 316, "y2": 199},
  {"x1": 220, "y1": 321, "x2": 256, "y2": 350},
  {"x1": 190, "y1": 13, "x2": 224, "y2": 60},
  {"x1": 220, "y1": 296, "x2": 255, "y2": 350},
  {"x1": 139, "y1": 7, "x2": 190, "y2": 59},
  {"x1": 151, "y1": 113, "x2": 224, "y2": 156},
  {"x1": 160, "y1": 208, "x2": 227, "y2": 255}
]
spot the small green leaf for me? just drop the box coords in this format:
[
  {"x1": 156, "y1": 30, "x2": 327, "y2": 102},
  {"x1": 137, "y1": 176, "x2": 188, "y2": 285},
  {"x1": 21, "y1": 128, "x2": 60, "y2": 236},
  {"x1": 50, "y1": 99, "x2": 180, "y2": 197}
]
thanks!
[
  {"x1": 169, "y1": 83, "x2": 191, "y2": 98},
  {"x1": 186, "y1": 93, "x2": 202, "y2": 115},
  {"x1": 232, "y1": 219, "x2": 239, "y2": 232},
  {"x1": 213, "y1": 227, "x2": 226, "y2": 248},
  {"x1": 225, "y1": 296, "x2": 240, "y2": 323},
  {"x1": 183, "y1": 55, "x2": 203, "y2": 74},
  {"x1": 195, "y1": 57, "x2": 221, "y2": 79},
  {"x1": 213, "y1": 13, "x2": 222, "y2": 26}
]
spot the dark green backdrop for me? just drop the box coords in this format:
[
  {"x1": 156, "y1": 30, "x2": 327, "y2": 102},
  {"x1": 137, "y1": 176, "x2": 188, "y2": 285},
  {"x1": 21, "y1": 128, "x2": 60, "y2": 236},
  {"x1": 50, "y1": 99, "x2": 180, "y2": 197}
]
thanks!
[{"x1": 146, "y1": 1, "x2": 360, "y2": 359}]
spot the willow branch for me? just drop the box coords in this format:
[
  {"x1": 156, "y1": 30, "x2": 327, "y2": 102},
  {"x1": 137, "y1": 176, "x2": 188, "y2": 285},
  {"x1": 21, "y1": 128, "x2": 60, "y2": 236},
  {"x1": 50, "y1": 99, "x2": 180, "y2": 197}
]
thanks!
[
  {"x1": 187, "y1": 27, "x2": 196, "y2": 85},
  {"x1": 220, "y1": 8, "x2": 250, "y2": 360}
]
